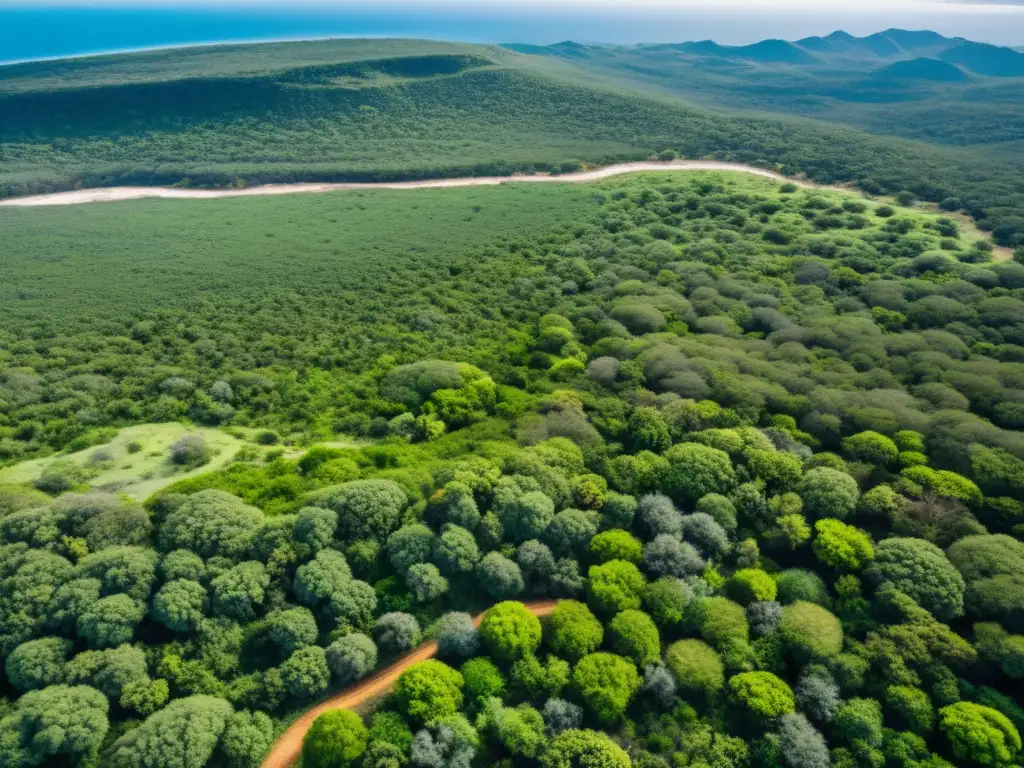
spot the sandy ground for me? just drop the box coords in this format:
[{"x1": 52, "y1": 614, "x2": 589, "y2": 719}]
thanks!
[
  {"x1": 259, "y1": 600, "x2": 558, "y2": 768},
  {"x1": 0, "y1": 161, "x2": 826, "y2": 207}
]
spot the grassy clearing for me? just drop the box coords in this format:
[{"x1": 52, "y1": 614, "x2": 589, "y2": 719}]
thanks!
[{"x1": 0, "y1": 423, "x2": 245, "y2": 500}]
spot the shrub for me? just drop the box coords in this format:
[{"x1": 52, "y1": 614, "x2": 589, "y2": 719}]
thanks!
[
  {"x1": 886, "y1": 685, "x2": 935, "y2": 735},
  {"x1": 393, "y1": 660, "x2": 464, "y2": 726},
  {"x1": 511, "y1": 654, "x2": 571, "y2": 700},
  {"x1": 476, "y1": 552, "x2": 525, "y2": 600},
  {"x1": 779, "y1": 602, "x2": 843, "y2": 661},
  {"x1": 373, "y1": 612, "x2": 421, "y2": 654},
  {"x1": 608, "y1": 609, "x2": 661, "y2": 666},
  {"x1": 776, "y1": 569, "x2": 831, "y2": 607},
  {"x1": 644, "y1": 576, "x2": 694, "y2": 627},
  {"x1": 541, "y1": 729, "x2": 631, "y2": 768},
  {"x1": 572, "y1": 652, "x2": 642, "y2": 722},
  {"x1": 947, "y1": 535, "x2": 1024, "y2": 631},
  {"x1": 812, "y1": 520, "x2": 874, "y2": 571},
  {"x1": 303, "y1": 709, "x2": 368, "y2": 768},
  {"x1": 169, "y1": 435, "x2": 213, "y2": 467},
  {"x1": 798, "y1": 467, "x2": 859, "y2": 521},
  {"x1": 461, "y1": 657, "x2": 506, "y2": 701},
  {"x1": 588, "y1": 529, "x2": 643, "y2": 565},
  {"x1": 690, "y1": 597, "x2": 749, "y2": 646},
  {"x1": 729, "y1": 671, "x2": 795, "y2": 718},
  {"x1": 546, "y1": 600, "x2": 604, "y2": 662},
  {"x1": 479, "y1": 601, "x2": 541, "y2": 662},
  {"x1": 587, "y1": 560, "x2": 646, "y2": 616},
  {"x1": 939, "y1": 701, "x2": 1021, "y2": 767},
  {"x1": 777, "y1": 712, "x2": 830, "y2": 768},
  {"x1": 436, "y1": 612, "x2": 479, "y2": 659},
  {"x1": 665, "y1": 639, "x2": 724, "y2": 697},
  {"x1": 326, "y1": 633, "x2": 377, "y2": 684},
  {"x1": 866, "y1": 537, "x2": 965, "y2": 621},
  {"x1": 661, "y1": 443, "x2": 736, "y2": 506},
  {"x1": 728, "y1": 569, "x2": 777, "y2": 605}
]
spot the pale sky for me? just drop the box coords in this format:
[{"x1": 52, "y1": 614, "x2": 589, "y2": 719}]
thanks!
[
  {"x1": 4, "y1": 0, "x2": 1021, "y2": 7},
  {"x1": 4, "y1": 0, "x2": 1023, "y2": 59}
]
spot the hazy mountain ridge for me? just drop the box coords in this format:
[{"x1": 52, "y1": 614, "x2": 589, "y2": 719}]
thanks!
[{"x1": 503, "y1": 28, "x2": 1024, "y2": 77}]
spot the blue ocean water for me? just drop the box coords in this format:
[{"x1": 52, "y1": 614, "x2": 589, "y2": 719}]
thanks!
[{"x1": 2, "y1": 5, "x2": 1023, "y2": 65}]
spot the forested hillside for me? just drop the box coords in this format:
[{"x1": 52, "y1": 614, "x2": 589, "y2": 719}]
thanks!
[
  {"x1": 2, "y1": 38, "x2": 1024, "y2": 246},
  {"x1": 1, "y1": 172, "x2": 1024, "y2": 768}
]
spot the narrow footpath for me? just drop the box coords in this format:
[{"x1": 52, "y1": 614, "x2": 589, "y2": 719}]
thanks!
[
  {"x1": 0, "y1": 161, "x2": 828, "y2": 207},
  {"x1": 260, "y1": 599, "x2": 558, "y2": 768}
]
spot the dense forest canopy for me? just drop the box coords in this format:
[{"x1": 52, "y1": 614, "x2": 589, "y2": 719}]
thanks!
[{"x1": 1, "y1": 171, "x2": 1024, "y2": 768}]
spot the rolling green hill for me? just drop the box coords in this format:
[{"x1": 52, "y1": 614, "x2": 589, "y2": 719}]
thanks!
[
  {"x1": 875, "y1": 58, "x2": 967, "y2": 82},
  {"x1": 1, "y1": 36, "x2": 1023, "y2": 245}
]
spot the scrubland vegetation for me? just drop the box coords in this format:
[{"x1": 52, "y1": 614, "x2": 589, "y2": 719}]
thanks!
[
  {"x1": 1, "y1": 171, "x2": 1024, "y2": 768},
  {"x1": 2, "y1": 39, "x2": 1024, "y2": 246}
]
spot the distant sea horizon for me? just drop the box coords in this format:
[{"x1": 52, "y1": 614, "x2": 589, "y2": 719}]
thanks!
[{"x1": 2, "y1": 5, "x2": 1024, "y2": 66}]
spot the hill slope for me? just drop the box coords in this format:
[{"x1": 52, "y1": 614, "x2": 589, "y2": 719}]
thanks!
[
  {"x1": 875, "y1": 57, "x2": 967, "y2": 81},
  {"x1": 1, "y1": 37, "x2": 1023, "y2": 245}
]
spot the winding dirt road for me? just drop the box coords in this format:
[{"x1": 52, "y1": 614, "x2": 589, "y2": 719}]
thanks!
[
  {"x1": 260, "y1": 600, "x2": 558, "y2": 768},
  {"x1": 0, "y1": 161, "x2": 826, "y2": 207}
]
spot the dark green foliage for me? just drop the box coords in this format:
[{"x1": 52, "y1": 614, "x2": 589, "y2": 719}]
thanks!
[
  {"x1": 212, "y1": 561, "x2": 269, "y2": 622},
  {"x1": 152, "y1": 579, "x2": 208, "y2": 633},
  {"x1": 776, "y1": 570, "x2": 831, "y2": 607},
  {"x1": 886, "y1": 685, "x2": 935, "y2": 734},
  {"x1": 75, "y1": 545, "x2": 159, "y2": 601},
  {"x1": 266, "y1": 607, "x2": 319, "y2": 656},
  {"x1": 475, "y1": 552, "x2": 525, "y2": 600},
  {"x1": 0, "y1": 684, "x2": 109, "y2": 767},
  {"x1": 326, "y1": 633, "x2": 377, "y2": 684},
  {"x1": 373, "y1": 612, "x2": 421, "y2": 654},
  {"x1": 4, "y1": 636, "x2": 72, "y2": 693},
  {"x1": 798, "y1": 468, "x2": 860, "y2": 521},
  {"x1": 644, "y1": 576, "x2": 694, "y2": 627},
  {"x1": 58, "y1": 651, "x2": 150, "y2": 710},
  {"x1": 108, "y1": 694, "x2": 233, "y2": 768},
  {"x1": 77, "y1": 593, "x2": 145, "y2": 648},
  {"x1": 280, "y1": 645, "x2": 330, "y2": 701},
  {"x1": 386, "y1": 523, "x2": 436, "y2": 572},
  {"x1": 312, "y1": 479, "x2": 407, "y2": 541},
  {"x1": 217, "y1": 710, "x2": 274, "y2": 768},
  {"x1": 866, "y1": 538, "x2": 966, "y2": 621},
  {"x1": 947, "y1": 535, "x2": 1024, "y2": 631},
  {"x1": 158, "y1": 490, "x2": 263, "y2": 561},
  {"x1": 661, "y1": 443, "x2": 736, "y2": 507},
  {"x1": 433, "y1": 525, "x2": 480, "y2": 575}
]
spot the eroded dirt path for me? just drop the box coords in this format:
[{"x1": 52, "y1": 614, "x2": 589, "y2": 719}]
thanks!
[
  {"x1": 259, "y1": 600, "x2": 558, "y2": 768},
  {"x1": 0, "y1": 161, "x2": 825, "y2": 207}
]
